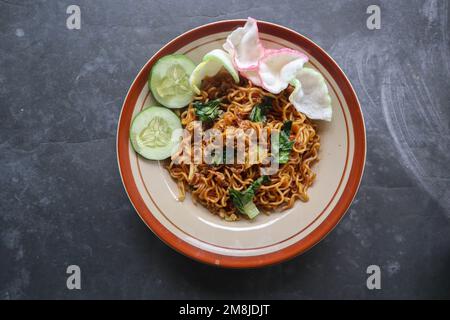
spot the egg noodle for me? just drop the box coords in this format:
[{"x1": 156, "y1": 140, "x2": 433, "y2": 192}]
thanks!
[{"x1": 167, "y1": 72, "x2": 320, "y2": 221}]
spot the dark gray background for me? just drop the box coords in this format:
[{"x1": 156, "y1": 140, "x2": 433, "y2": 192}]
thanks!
[{"x1": 1, "y1": 0, "x2": 449, "y2": 299}]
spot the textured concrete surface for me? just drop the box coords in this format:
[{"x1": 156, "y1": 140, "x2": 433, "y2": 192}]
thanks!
[{"x1": 1, "y1": 0, "x2": 449, "y2": 299}]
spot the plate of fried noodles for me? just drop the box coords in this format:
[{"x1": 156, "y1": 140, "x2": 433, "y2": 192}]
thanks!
[{"x1": 117, "y1": 18, "x2": 366, "y2": 268}]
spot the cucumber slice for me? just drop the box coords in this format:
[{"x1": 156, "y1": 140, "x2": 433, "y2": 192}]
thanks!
[
  {"x1": 204, "y1": 49, "x2": 239, "y2": 83},
  {"x1": 149, "y1": 54, "x2": 196, "y2": 109},
  {"x1": 130, "y1": 106, "x2": 182, "y2": 160},
  {"x1": 189, "y1": 60, "x2": 222, "y2": 95},
  {"x1": 189, "y1": 49, "x2": 239, "y2": 94}
]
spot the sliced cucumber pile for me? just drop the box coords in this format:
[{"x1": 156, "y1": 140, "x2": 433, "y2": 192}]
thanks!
[
  {"x1": 149, "y1": 54, "x2": 196, "y2": 109},
  {"x1": 130, "y1": 106, "x2": 182, "y2": 160}
]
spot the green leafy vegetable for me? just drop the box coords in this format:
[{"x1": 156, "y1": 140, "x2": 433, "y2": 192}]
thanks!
[
  {"x1": 211, "y1": 151, "x2": 223, "y2": 166},
  {"x1": 249, "y1": 97, "x2": 273, "y2": 122},
  {"x1": 229, "y1": 176, "x2": 270, "y2": 219},
  {"x1": 274, "y1": 121, "x2": 294, "y2": 164},
  {"x1": 211, "y1": 148, "x2": 234, "y2": 165},
  {"x1": 193, "y1": 99, "x2": 222, "y2": 123}
]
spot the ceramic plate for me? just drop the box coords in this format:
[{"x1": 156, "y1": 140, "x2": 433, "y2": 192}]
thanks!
[{"x1": 117, "y1": 20, "x2": 366, "y2": 268}]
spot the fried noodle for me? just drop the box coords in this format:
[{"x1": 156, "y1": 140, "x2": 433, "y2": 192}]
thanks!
[{"x1": 167, "y1": 72, "x2": 320, "y2": 221}]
